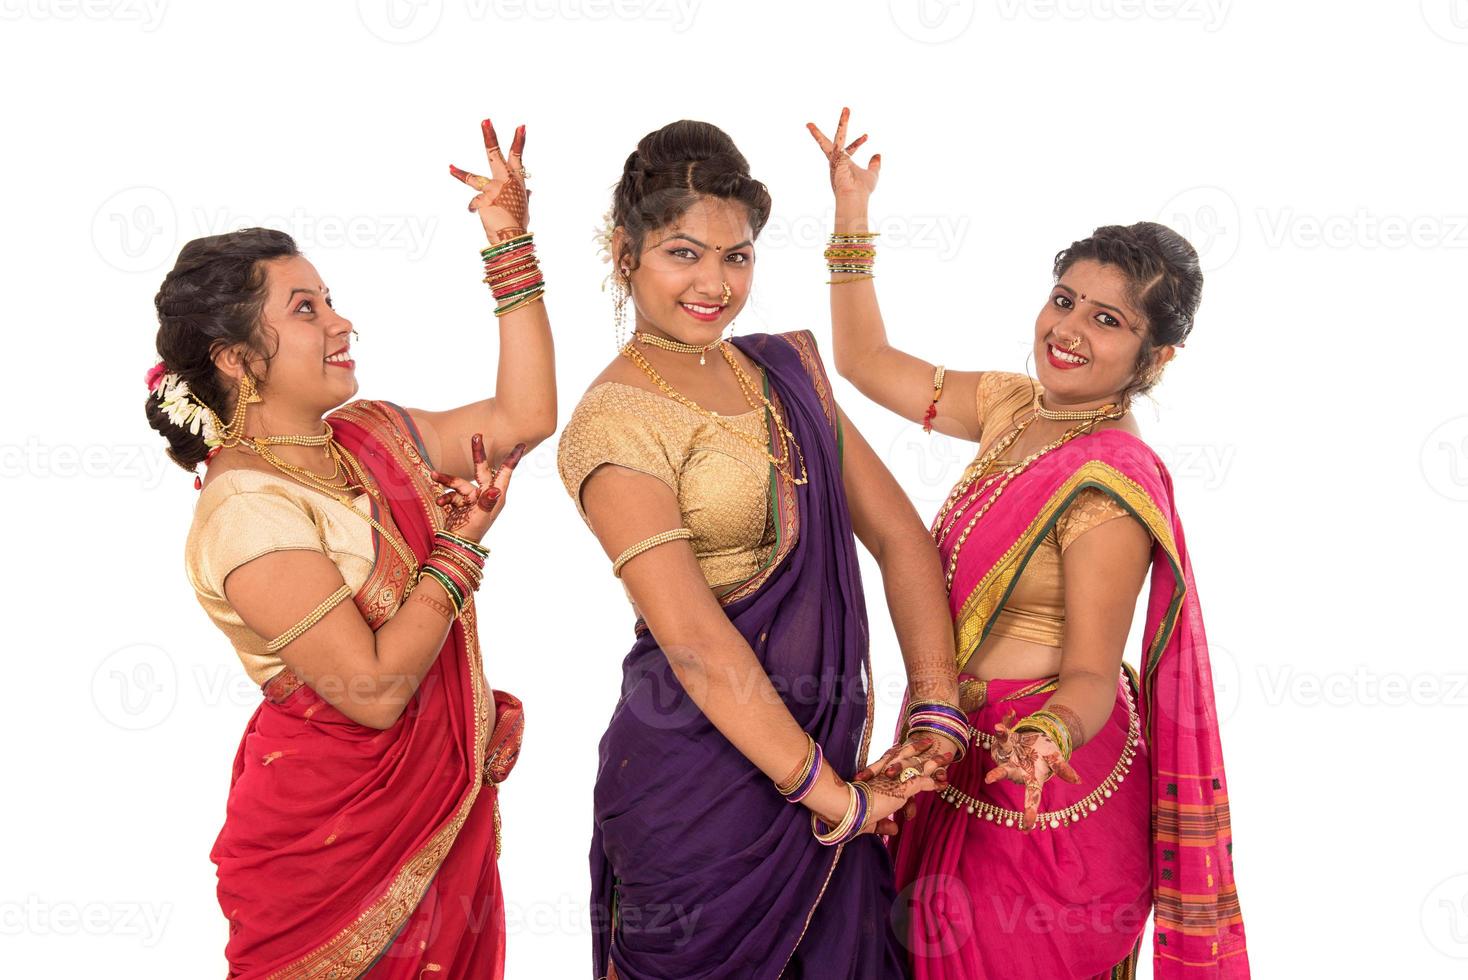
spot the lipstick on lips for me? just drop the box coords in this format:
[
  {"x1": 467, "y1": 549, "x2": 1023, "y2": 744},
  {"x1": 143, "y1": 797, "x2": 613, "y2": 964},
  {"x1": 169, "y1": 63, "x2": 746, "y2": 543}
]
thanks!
[
  {"x1": 325, "y1": 347, "x2": 355, "y2": 370},
  {"x1": 1044, "y1": 341, "x2": 1088, "y2": 371},
  {"x1": 679, "y1": 300, "x2": 725, "y2": 323}
]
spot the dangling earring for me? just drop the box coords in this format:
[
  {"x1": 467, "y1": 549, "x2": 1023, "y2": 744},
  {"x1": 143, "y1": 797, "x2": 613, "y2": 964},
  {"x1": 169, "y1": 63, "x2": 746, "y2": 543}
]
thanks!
[
  {"x1": 212, "y1": 371, "x2": 262, "y2": 449},
  {"x1": 612, "y1": 268, "x2": 630, "y2": 351}
]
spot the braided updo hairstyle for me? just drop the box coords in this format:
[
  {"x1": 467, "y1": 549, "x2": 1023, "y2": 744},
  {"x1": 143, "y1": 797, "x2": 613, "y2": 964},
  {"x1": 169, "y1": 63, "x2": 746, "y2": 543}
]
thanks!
[
  {"x1": 145, "y1": 227, "x2": 296, "y2": 472},
  {"x1": 1052, "y1": 221, "x2": 1202, "y2": 404},
  {"x1": 611, "y1": 120, "x2": 772, "y2": 273}
]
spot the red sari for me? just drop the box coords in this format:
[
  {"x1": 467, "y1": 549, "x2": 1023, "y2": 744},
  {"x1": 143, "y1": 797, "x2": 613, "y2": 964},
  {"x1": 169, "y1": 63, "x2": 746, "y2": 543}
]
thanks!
[{"x1": 209, "y1": 399, "x2": 524, "y2": 979}]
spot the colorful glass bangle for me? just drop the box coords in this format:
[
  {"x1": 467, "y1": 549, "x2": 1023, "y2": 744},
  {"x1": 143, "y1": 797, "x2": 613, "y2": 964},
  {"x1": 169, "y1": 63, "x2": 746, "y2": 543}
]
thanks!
[
  {"x1": 811, "y1": 781, "x2": 870, "y2": 846},
  {"x1": 435, "y1": 529, "x2": 490, "y2": 560},
  {"x1": 775, "y1": 736, "x2": 824, "y2": 803},
  {"x1": 416, "y1": 564, "x2": 464, "y2": 615}
]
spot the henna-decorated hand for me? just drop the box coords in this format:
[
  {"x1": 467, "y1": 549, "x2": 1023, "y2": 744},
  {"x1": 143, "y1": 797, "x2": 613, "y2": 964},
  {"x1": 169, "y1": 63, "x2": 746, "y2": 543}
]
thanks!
[
  {"x1": 431, "y1": 435, "x2": 526, "y2": 542},
  {"x1": 806, "y1": 107, "x2": 881, "y2": 207},
  {"x1": 858, "y1": 768, "x2": 940, "y2": 837},
  {"x1": 983, "y1": 709, "x2": 1082, "y2": 831},
  {"x1": 448, "y1": 117, "x2": 531, "y2": 244},
  {"x1": 855, "y1": 733, "x2": 962, "y2": 791}
]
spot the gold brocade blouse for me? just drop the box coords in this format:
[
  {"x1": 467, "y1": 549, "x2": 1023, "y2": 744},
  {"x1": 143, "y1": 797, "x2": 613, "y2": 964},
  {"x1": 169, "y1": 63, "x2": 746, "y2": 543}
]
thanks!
[
  {"x1": 556, "y1": 381, "x2": 778, "y2": 597},
  {"x1": 183, "y1": 469, "x2": 382, "y2": 686},
  {"x1": 974, "y1": 372, "x2": 1141, "y2": 648}
]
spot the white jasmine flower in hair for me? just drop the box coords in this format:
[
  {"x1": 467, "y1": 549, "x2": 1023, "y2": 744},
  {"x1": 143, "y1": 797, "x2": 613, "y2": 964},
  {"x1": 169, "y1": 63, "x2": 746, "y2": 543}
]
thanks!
[{"x1": 593, "y1": 208, "x2": 615, "y2": 264}]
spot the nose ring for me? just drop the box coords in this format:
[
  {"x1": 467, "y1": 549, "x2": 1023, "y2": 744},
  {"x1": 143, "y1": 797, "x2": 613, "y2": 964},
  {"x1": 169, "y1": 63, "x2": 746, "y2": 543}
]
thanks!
[
  {"x1": 720, "y1": 281, "x2": 731, "y2": 305},
  {"x1": 1065, "y1": 336, "x2": 1082, "y2": 352}
]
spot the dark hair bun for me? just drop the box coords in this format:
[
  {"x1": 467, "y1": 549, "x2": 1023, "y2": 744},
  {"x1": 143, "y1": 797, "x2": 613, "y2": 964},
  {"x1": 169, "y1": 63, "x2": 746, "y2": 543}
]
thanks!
[
  {"x1": 611, "y1": 120, "x2": 772, "y2": 270},
  {"x1": 145, "y1": 227, "x2": 298, "y2": 472}
]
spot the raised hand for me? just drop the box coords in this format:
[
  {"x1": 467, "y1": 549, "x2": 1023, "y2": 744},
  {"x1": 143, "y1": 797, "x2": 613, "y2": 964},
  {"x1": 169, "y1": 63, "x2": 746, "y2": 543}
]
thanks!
[
  {"x1": 448, "y1": 117, "x2": 531, "y2": 244},
  {"x1": 431, "y1": 435, "x2": 526, "y2": 542},
  {"x1": 983, "y1": 709, "x2": 1082, "y2": 831},
  {"x1": 806, "y1": 106, "x2": 882, "y2": 205}
]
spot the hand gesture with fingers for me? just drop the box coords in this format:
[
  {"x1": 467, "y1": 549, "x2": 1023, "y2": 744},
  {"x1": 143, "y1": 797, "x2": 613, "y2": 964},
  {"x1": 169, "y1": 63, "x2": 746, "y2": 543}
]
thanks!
[
  {"x1": 806, "y1": 106, "x2": 881, "y2": 205},
  {"x1": 984, "y1": 709, "x2": 1082, "y2": 832},
  {"x1": 431, "y1": 435, "x2": 527, "y2": 544},
  {"x1": 856, "y1": 733, "x2": 961, "y2": 793},
  {"x1": 448, "y1": 117, "x2": 531, "y2": 244}
]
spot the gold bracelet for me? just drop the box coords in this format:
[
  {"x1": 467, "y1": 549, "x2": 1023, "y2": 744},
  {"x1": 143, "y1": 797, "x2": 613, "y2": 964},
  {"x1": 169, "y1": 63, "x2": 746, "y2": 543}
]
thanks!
[
  {"x1": 611, "y1": 528, "x2": 694, "y2": 578},
  {"x1": 265, "y1": 583, "x2": 354, "y2": 653}
]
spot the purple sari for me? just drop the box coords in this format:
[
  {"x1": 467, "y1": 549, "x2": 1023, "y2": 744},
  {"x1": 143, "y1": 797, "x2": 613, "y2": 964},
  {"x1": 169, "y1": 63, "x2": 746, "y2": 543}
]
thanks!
[{"x1": 589, "y1": 331, "x2": 906, "y2": 979}]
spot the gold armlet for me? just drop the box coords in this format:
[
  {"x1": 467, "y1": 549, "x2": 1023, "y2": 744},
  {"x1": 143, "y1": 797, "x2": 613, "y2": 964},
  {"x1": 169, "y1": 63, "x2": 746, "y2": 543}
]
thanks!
[
  {"x1": 264, "y1": 584, "x2": 354, "y2": 653},
  {"x1": 612, "y1": 528, "x2": 694, "y2": 578}
]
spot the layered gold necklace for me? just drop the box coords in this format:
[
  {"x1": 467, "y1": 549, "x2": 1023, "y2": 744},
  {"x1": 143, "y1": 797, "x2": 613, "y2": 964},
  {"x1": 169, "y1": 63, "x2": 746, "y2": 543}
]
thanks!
[
  {"x1": 930, "y1": 400, "x2": 1127, "y2": 591},
  {"x1": 235, "y1": 423, "x2": 420, "y2": 574},
  {"x1": 622, "y1": 333, "x2": 809, "y2": 486}
]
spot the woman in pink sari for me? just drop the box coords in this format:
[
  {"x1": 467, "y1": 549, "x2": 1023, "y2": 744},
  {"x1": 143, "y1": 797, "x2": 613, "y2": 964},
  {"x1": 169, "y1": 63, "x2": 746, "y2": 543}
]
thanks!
[
  {"x1": 148, "y1": 119, "x2": 552, "y2": 978},
  {"x1": 807, "y1": 109, "x2": 1249, "y2": 978}
]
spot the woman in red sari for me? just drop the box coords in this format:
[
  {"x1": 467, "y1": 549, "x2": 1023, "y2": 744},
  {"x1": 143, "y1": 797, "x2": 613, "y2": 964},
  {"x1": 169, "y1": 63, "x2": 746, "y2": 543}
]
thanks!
[
  {"x1": 808, "y1": 109, "x2": 1249, "y2": 978},
  {"x1": 147, "y1": 119, "x2": 552, "y2": 978}
]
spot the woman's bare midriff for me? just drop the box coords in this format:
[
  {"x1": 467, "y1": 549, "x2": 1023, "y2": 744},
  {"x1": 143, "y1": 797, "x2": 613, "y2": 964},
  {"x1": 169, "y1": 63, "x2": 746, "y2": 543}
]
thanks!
[{"x1": 962, "y1": 632, "x2": 1064, "y2": 681}]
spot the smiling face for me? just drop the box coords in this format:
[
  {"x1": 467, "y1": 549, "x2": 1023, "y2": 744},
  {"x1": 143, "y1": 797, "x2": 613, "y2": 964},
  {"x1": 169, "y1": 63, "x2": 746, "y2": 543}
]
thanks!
[
  {"x1": 614, "y1": 195, "x2": 756, "y2": 345},
  {"x1": 1034, "y1": 258, "x2": 1169, "y2": 408},
  {"x1": 240, "y1": 255, "x2": 358, "y2": 415}
]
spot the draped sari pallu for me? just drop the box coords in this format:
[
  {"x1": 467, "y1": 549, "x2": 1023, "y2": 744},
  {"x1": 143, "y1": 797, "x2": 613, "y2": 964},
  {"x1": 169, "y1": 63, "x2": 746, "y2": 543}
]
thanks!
[
  {"x1": 211, "y1": 400, "x2": 523, "y2": 980},
  {"x1": 892, "y1": 431, "x2": 1248, "y2": 979},
  {"x1": 591, "y1": 331, "x2": 907, "y2": 980}
]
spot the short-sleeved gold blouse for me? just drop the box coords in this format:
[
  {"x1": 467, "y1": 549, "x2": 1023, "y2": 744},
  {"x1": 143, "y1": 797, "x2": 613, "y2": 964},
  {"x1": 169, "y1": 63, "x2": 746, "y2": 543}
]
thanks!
[
  {"x1": 972, "y1": 371, "x2": 1142, "y2": 647},
  {"x1": 183, "y1": 469, "x2": 383, "y2": 686},
  {"x1": 556, "y1": 381, "x2": 778, "y2": 596}
]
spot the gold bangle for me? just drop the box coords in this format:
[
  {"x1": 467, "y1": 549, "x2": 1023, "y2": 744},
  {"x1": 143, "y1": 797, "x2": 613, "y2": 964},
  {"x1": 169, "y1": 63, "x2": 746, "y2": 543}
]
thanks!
[
  {"x1": 611, "y1": 528, "x2": 694, "y2": 578},
  {"x1": 264, "y1": 584, "x2": 354, "y2": 653},
  {"x1": 932, "y1": 364, "x2": 946, "y2": 400}
]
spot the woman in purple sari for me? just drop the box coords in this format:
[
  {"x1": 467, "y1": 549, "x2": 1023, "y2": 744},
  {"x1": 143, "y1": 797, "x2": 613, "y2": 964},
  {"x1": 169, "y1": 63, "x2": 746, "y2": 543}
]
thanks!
[
  {"x1": 556, "y1": 121, "x2": 965, "y2": 979},
  {"x1": 808, "y1": 109, "x2": 1249, "y2": 978}
]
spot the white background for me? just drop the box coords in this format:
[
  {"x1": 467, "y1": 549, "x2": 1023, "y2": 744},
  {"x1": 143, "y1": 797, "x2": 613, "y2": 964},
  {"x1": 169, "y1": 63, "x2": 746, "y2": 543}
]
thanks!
[{"x1": 3, "y1": 0, "x2": 1465, "y2": 975}]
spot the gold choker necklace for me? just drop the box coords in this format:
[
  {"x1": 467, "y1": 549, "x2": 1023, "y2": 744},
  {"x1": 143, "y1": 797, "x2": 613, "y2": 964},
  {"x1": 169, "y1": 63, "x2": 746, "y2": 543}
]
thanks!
[
  {"x1": 635, "y1": 331, "x2": 723, "y2": 366},
  {"x1": 1034, "y1": 398, "x2": 1126, "y2": 423}
]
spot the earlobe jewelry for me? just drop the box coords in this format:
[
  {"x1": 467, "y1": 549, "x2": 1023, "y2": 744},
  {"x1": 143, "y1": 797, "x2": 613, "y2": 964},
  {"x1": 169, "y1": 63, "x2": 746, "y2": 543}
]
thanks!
[{"x1": 612, "y1": 268, "x2": 630, "y2": 351}]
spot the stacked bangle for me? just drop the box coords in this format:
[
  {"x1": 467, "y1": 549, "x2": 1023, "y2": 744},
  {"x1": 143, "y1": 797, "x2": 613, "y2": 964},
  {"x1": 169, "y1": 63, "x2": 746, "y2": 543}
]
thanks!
[
  {"x1": 415, "y1": 529, "x2": 491, "y2": 616},
  {"x1": 481, "y1": 232, "x2": 546, "y2": 317},
  {"x1": 824, "y1": 231, "x2": 878, "y2": 284},
  {"x1": 904, "y1": 698, "x2": 974, "y2": 762},
  {"x1": 810, "y1": 780, "x2": 871, "y2": 846},
  {"x1": 775, "y1": 734, "x2": 824, "y2": 803},
  {"x1": 922, "y1": 365, "x2": 946, "y2": 434},
  {"x1": 1014, "y1": 706, "x2": 1085, "y2": 761}
]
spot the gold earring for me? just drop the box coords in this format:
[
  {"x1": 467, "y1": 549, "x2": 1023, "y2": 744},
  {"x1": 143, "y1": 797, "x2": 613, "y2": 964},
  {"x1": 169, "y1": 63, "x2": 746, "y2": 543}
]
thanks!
[
  {"x1": 213, "y1": 371, "x2": 262, "y2": 448},
  {"x1": 613, "y1": 269, "x2": 629, "y2": 351}
]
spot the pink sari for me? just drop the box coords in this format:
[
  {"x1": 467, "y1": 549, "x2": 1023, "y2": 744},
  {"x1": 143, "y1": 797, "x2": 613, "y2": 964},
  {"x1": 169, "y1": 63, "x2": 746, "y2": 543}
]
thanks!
[
  {"x1": 209, "y1": 400, "x2": 523, "y2": 979},
  {"x1": 891, "y1": 429, "x2": 1248, "y2": 978}
]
